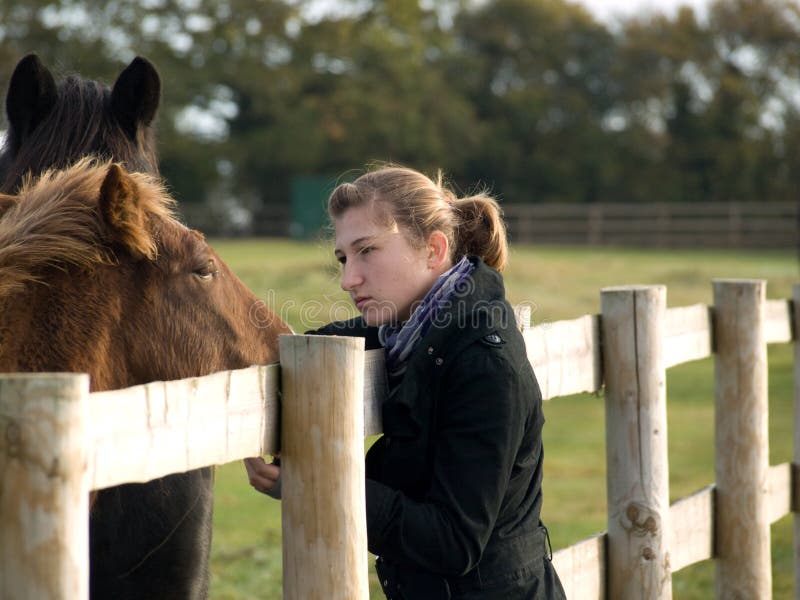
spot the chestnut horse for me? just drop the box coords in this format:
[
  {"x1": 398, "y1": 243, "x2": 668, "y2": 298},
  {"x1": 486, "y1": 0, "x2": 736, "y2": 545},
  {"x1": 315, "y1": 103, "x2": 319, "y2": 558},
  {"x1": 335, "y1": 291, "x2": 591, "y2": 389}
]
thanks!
[{"x1": 0, "y1": 56, "x2": 290, "y2": 599}]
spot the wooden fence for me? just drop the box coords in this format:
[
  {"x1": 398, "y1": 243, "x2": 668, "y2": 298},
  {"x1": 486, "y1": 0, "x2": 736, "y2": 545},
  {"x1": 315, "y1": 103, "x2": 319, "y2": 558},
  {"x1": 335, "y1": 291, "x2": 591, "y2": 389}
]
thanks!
[
  {"x1": 502, "y1": 201, "x2": 799, "y2": 248},
  {"x1": 0, "y1": 279, "x2": 797, "y2": 598}
]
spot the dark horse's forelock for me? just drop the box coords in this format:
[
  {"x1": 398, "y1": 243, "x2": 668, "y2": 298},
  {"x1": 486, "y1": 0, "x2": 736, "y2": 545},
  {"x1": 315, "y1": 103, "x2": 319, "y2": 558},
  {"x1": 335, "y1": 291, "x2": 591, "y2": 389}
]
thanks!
[{"x1": 0, "y1": 55, "x2": 160, "y2": 194}]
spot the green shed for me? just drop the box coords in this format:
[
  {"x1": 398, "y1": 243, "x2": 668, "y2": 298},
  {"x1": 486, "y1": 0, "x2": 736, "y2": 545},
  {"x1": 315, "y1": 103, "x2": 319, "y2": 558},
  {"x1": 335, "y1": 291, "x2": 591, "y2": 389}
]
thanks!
[{"x1": 289, "y1": 175, "x2": 335, "y2": 239}]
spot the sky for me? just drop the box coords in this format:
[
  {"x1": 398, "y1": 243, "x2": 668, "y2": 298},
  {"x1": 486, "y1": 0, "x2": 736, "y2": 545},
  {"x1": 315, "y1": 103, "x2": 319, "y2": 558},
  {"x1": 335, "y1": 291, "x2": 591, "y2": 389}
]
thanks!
[
  {"x1": 303, "y1": 0, "x2": 713, "y2": 27},
  {"x1": 575, "y1": 0, "x2": 709, "y2": 23}
]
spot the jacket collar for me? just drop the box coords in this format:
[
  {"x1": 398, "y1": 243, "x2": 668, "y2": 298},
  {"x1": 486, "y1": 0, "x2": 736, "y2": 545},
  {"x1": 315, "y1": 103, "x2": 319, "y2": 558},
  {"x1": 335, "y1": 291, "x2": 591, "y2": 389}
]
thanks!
[
  {"x1": 382, "y1": 257, "x2": 511, "y2": 434},
  {"x1": 417, "y1": 256, "x2": 508, "y2": 360}
]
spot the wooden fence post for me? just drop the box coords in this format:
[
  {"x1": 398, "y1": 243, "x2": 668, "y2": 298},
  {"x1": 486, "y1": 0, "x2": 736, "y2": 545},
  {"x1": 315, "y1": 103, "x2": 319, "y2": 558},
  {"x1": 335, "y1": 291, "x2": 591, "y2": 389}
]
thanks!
[
  {"x1": 794, "y1": 284, "x2": 800, "y2": 599},
  {"x1": 0, "y1": 373, "x2": 90, "y2": 600},
  {"x1": 713, "y1": 280, "x2": 771, "y2": 598},
  {"x1": 279, "y1": 334, "x2": 368, "y2": 600},
  {"x1": 601, "y1": 285, "x2": 672, "y2": 599}
]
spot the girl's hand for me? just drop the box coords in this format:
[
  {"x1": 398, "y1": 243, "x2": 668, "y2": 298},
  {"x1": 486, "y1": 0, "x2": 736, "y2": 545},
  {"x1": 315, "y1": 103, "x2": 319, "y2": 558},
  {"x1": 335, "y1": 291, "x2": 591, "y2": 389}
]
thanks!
[{"x1": 243, "y1": 456, "x2": 282, "y2": 499}]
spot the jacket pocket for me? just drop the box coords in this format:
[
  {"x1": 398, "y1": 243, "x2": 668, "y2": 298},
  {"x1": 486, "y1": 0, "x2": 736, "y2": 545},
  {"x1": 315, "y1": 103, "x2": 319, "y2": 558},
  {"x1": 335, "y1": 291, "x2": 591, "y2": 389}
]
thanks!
[{"x1": 377, "y1": 557, "x2": 452, "y2": 600}]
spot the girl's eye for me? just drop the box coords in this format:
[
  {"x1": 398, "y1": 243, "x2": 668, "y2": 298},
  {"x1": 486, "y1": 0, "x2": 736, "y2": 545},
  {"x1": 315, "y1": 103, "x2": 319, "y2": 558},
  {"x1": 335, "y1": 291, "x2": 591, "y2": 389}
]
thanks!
[
  {"x1": 194, "y1": 259, "x2": 218, "y2": 280},
  {"x1": 335, "y1": 245, "x2": 375, "y2": 265}
]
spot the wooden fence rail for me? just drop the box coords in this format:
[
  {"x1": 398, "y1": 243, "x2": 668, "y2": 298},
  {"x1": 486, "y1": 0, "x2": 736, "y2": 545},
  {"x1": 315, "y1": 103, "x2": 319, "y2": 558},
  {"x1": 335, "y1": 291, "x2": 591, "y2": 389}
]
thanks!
[{"x1": 1, "y1": 279, "x2": 798, "y2": 598}]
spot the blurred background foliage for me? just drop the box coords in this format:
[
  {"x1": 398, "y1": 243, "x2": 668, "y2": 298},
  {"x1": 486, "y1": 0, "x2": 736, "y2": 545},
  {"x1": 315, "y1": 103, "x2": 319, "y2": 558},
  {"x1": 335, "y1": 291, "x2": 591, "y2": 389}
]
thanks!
[{"x1": 0, "y1": 0, "x2": 798, "y2": 233}]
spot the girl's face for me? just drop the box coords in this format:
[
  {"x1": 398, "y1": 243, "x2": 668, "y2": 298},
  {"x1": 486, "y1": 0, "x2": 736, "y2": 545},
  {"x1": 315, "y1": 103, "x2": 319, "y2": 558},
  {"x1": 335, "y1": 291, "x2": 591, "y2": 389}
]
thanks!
[{"x1": 334, "y1": 204, "x2": 443, "y2": 326}]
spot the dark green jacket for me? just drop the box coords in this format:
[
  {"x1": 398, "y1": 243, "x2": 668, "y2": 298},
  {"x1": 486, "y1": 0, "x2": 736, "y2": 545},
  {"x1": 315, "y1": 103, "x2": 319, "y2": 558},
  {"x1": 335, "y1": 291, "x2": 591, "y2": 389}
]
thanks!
[{"x1": 314, "y1": 257, "x2": 563, "y2": 599}]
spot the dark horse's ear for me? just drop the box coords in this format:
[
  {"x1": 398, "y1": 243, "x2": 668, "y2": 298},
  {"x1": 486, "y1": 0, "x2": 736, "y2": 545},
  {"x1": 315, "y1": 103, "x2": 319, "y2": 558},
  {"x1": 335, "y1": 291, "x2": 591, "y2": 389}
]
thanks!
[
  {"x1": 5, "y1": 54, "x2": 57, "y2": 150},
  {"x1": 110, "y1": 56, "x2": 161, "y2": 141},
  {"x1": 99, "y1": 164, "x2": 156, "y2": 260}
]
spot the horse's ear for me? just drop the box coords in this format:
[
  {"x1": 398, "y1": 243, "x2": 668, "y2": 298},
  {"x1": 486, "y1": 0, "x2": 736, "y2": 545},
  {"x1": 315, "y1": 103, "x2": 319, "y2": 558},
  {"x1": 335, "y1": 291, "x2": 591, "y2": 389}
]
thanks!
[
  {"x1": 99, "y1": 164, "x2": 156, "y2": 260},
  {"x1": 110, "y1": 56, "x2": 161, "y2": 140},
  {"x1": 5, "y1": 54, "x2": 57, "y2": 148}
]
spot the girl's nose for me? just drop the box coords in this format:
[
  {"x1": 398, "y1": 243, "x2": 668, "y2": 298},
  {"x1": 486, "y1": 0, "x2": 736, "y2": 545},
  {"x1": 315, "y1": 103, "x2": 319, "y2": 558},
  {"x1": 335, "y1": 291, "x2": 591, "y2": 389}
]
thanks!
[{"x1": 341, "y1": 263, "x2": 363, "y2": 291}]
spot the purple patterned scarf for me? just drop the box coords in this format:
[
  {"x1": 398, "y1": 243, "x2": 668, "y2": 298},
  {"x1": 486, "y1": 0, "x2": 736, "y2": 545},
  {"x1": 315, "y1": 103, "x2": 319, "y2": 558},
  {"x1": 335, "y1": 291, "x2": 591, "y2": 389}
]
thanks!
[{"x1": 379, "y1": 256, "x2": 474, "y2": 378}]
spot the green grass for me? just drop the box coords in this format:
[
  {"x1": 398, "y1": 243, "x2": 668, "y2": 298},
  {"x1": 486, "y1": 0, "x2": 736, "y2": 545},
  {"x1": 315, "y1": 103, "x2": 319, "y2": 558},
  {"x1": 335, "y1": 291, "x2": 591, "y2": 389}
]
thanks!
[{"x1": 208, "y1": 239, "x2": 799, "y2": 599}]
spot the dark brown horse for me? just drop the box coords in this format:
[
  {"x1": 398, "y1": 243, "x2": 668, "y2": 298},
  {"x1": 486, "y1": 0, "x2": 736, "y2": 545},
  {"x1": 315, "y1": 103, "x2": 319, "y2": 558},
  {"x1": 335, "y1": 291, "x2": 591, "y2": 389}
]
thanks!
[
  {"x1": 0, "y1": 56, "x2": 290, "y2": 599},
  {"x1": 1, "y1": 54, "x2": 159, "y2": 193}
]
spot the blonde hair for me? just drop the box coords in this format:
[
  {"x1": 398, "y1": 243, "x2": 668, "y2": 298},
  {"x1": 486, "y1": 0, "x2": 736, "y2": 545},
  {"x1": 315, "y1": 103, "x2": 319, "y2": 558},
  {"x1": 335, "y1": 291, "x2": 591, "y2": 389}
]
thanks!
[
  {"x1": 328, "y1": 165, "x2": 508, "y2": 271},
  {"x1": 0, "y1": 157, "x2": 174, "y2": 297}
]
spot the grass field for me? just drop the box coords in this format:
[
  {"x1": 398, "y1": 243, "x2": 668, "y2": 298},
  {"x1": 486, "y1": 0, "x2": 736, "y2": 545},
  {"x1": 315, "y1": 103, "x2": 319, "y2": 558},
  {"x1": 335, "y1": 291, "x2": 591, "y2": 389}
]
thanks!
[{"x1": 208, "y1": 238, "x2": 798, "y2": 599}]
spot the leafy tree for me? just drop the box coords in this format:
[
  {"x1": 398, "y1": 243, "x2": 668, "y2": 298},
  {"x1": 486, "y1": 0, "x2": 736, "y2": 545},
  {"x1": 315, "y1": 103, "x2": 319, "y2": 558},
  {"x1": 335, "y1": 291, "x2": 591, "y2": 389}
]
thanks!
[
  {"x1": 450, "y1": 0, "x2": 619, "y2": 203},
  {"x1": 280, "y1": 1, "x2": 480, "y2": 184},
  {"x1": 1, "y1": 0, "x2": 798, "y2": 232},
  {"x1": 616, "y1": 0, "x2": 800, "y2": 203}
]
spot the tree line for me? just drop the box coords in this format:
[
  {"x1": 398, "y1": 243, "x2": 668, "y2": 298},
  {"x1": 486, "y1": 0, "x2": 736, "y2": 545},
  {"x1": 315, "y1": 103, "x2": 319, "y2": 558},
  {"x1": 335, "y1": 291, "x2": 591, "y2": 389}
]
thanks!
[{"x1": 1, "y1": 0, "x2": 798, "y2": 232}]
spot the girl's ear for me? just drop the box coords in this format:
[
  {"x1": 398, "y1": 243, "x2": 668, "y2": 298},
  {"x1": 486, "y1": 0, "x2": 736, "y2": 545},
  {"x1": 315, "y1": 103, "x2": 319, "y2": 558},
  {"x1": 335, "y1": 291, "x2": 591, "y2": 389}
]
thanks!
[{"x1": 426, "y1": 230, "x2": 450, "y2": 270}]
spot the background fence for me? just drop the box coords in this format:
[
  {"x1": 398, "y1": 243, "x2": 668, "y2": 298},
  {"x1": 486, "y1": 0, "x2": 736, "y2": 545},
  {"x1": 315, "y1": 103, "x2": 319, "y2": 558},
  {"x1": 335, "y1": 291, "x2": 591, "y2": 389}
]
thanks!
[
  {"x1": 183, "y1": 200, "x2": 800, "y2": 248},
  {"x1": 503, "y1": 201, "x2": 799, "y2": 248},
  {"x1": 0, "y1": 279, "x2": 796, "y2": 598}
]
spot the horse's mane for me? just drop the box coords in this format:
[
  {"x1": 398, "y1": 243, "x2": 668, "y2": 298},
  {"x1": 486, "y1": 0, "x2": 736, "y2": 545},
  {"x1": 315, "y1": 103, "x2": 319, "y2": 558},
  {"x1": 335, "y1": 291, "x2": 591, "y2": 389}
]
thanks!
[
  {"x1": 0, "y1": 158, "x2": 175, "y2": 298},
  {"x1": 0, "y1": 74, "x2": 158, "y2": 193}
]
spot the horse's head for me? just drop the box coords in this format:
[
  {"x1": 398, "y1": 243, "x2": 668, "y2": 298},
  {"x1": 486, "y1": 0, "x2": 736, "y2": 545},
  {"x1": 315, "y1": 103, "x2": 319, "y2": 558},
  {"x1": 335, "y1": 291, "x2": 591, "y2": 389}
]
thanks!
[
  {"x1": 0, "y1": 54, "x2": 160, "y2": 192},
  {"x1": 100, "y1": 163, "x2": 293, "y2": 384},
  {"x1": 0, "y1": 160, "x2": 291, "y2": 390}
]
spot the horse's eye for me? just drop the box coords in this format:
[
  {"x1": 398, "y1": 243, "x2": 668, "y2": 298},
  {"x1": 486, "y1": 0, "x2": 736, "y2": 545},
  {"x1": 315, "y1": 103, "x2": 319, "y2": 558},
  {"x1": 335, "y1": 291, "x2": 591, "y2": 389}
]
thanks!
[{"x1": 194, "y1": 259, "x2": 218, "y2": 281}]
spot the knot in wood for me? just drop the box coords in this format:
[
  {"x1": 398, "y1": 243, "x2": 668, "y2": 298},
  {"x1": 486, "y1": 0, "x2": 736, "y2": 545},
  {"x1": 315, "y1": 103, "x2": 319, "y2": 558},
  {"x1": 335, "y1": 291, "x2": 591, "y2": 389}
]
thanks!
[
  {"x1": 642, "y1": 547, "x2": 655, "y2": 561},
  {"x1": 626, "y1": 504, "x2": 639, "y2": 522},
  {"x1": 622, "y1": 502, "x2": 660, "y2": 537},
  {"x1": 644, "y1": 516, "x2": 657, "y2": 534},
  {"x1": 48, "y1": 457, "x2": 61, "y2": 479},
  {"x1": 5, "y1": 421, "x2": 21, "y2": 456}
]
